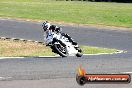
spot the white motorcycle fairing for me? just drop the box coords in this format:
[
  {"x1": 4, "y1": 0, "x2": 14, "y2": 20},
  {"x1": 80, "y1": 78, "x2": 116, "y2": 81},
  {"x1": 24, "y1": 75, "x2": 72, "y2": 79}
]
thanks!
[
  {"x1": 44, "y1": 31, "x2": 79, "y2": 56},
  {"x1": 59, "y1": 35, "x2": 78, "y2": 55}
]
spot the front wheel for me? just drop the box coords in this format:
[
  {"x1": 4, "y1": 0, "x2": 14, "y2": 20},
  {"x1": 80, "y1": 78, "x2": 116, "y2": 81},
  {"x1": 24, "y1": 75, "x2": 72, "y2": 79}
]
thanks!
[{"x1": 53, "y1": 43, "x2": 68, "y2": 57}]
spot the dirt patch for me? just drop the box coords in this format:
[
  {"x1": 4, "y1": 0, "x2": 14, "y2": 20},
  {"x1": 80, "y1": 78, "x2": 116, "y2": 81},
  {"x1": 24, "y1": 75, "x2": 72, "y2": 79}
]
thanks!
[{"x1": 0, "y1": 39, "x2": 55, "y2": 57}]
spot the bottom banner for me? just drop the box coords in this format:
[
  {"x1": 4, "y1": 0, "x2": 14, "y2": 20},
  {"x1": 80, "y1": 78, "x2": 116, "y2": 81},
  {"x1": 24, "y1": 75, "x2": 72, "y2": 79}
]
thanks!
[{"x1": 76, "y1": 66, "x2": 131, "y2": 85}]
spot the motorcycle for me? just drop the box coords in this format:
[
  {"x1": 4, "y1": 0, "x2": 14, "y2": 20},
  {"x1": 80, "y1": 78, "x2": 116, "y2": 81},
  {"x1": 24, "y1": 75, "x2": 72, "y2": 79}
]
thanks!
[{"x1": 44, "y1": 31, "x2": 83, "y2": 57}]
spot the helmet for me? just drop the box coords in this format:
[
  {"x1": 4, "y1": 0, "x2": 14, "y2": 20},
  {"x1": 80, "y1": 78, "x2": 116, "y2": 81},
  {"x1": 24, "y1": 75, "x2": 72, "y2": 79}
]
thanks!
[{"x1": 42, "y1": 21, "x2": 51, "y2": 31}]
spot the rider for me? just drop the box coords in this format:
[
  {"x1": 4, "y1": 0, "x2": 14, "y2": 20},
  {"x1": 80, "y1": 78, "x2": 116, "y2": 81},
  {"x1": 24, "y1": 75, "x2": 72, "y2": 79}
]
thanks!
[{"x1": 42, "y1": 21, "x2": 82, "y2": 52}]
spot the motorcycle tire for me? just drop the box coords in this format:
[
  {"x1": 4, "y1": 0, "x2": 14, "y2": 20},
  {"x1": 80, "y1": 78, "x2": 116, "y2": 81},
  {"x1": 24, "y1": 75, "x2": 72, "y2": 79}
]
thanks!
[{"x1": 53, "y1": 42, "x2": 68, "y2": 57}]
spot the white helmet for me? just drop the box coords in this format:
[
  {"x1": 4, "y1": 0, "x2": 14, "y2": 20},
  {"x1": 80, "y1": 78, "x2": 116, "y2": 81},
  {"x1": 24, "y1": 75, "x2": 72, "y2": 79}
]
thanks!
[{"x1": 42, "y1": 21, "x2": 51, "y2": 31}]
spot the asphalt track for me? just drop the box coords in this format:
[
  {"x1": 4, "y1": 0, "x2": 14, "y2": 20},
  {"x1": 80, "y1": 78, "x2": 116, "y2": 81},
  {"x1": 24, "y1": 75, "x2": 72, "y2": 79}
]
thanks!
[{"x1": 0, "y1": 18, "x2": 132, "y2": 88}]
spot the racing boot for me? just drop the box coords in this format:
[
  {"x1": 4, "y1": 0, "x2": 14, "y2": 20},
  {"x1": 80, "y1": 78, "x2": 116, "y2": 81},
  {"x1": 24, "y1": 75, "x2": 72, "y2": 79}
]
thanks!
[
  {"x1": 46, "y1": 42, "x2": 52, "y2": 46},
  {"x1": 74, "y1": 44, "x2": 82, "y2": 52}
]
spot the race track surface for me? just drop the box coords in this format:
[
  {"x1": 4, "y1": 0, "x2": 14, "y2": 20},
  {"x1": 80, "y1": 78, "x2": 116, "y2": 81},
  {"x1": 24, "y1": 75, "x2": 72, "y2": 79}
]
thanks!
[{"x1": 0, "y1": 18, "x2": 132, "y2": 88}]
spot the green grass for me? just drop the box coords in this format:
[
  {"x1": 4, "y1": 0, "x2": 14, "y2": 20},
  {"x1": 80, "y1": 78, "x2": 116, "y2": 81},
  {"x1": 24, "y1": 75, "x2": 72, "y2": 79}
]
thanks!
[
  {"x1": 80, "y1": 45, "x2": 117, "y2": 54},
  {"x1": 0, "y1": 40, "x2": 118, "y2": 57},
  {"x1": 0, "y1": 0, "x2": 132, "y2": 28}
]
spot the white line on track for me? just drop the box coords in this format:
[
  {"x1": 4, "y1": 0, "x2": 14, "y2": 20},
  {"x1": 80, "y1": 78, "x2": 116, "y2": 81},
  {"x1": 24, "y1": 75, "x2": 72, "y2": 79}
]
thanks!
[
  {"x1": 0, "y1": 77, "x2": 12, "y2": 81},
  {"x1": 37, "y1": 55, "x2": 60, "y2": 58},
  {"x1": 0, "y1": 50, "x2": 126, "y2": 59},
  {"x1": 83, "y1": 50, "x2": 125, "y2": 56},
  {"x1": 0, "y1": 57, "x2": 25, "y2": 59},
  {"x1": 0, "y1": 56, "x2": 61, "y2": 59}
]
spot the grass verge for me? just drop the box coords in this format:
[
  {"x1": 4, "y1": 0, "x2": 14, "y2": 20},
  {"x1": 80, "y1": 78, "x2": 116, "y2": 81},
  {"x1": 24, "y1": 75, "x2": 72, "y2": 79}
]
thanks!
[
  {"x1": 0, "y1": 0, "x2": 132, "y2": 28},
  {"x1": 0, "y1": 40, "x2": 118, "y2": 57},
  {"x1": 0, "y1": 40, "x2": 55, "y2": 57},
  {"x1": 80, "y1": 45, "x2": 118, "y2": 54}
]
